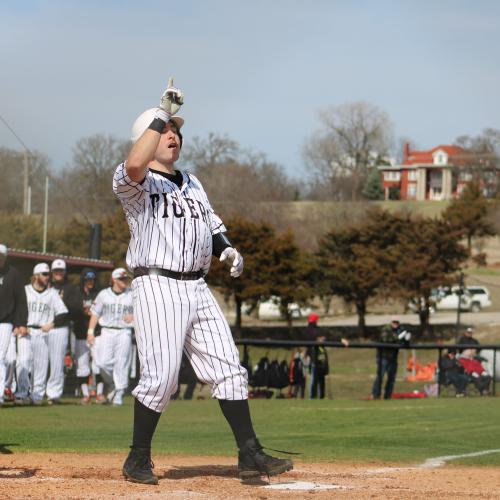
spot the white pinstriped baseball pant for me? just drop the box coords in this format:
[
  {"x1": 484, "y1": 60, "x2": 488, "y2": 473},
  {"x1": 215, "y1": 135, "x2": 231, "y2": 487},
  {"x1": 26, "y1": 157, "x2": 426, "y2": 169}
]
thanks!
[
  {"x1": 74, "y1": 339, "x2": 92, "y2": 378},
  {"x1": 97, "y1": 327, "x2": 132, "y2": 392},
  {"x1": 0, "y1": 323, "x2": 14, "y2": 402},
  {"x1": 16, "y1": 333, "x2": 32, "y2": 400},
  {"x1": 46, "y1": 326, "x2": 69, "y2": 400},
  {"x1": 132, "y1": 275, "x2": 248, "y2": 412},
  {"x1": 15, "y1": 328, "x2": 49, "y2": 402}
]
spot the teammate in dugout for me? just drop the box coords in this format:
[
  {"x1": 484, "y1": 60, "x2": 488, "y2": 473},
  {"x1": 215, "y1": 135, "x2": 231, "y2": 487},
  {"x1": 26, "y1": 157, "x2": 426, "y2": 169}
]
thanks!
[
  {"x1": 0, "y1": 244, "x2": 28, "y2": 406},
  {"x1": 113, "y1": 78, "x2": 293, "y2": 484},
  {"x1": 48, "y1": 259, "x2": 81, "y2": 404},
  {"x1": 16, "y1": 263, "x2": 68, "y2": 405},
  {"x1": 73, "y1": 268, "x2": 105, "y2": 404},
  {"x1": 87, "y1": 268, "x2": 134, "y2": 406}
]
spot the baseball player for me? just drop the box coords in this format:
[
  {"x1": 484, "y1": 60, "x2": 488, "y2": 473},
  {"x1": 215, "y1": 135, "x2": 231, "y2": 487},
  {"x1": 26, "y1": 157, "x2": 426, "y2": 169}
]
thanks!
[
  {"x1": 113, "y1": 79, "x2": 293, "y2": 484},
  {"x1": 72, "y1": 268, "x2": 105, "y2": 404},
  {"x1": 87, "y1": 268, "x2": 133, "y2": 406},
  {"x1": 0, "y1": 244, "x2": 28, "y2": 406},
  {"x1": 48, "y1": 259, "x2": 80, "y2": 404},
  {"x1": 16, "y1": 263, "x2": 68, "y2": 405}
]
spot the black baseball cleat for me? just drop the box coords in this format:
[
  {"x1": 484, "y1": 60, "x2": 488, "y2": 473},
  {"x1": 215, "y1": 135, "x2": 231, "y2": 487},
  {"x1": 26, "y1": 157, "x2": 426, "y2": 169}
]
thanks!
[
  {"x1": 122, "y1": 447, "x2": 159, "y2": 485},
  {"x1": 238, "y1": 438, "x2": 293, "y2": 480}
]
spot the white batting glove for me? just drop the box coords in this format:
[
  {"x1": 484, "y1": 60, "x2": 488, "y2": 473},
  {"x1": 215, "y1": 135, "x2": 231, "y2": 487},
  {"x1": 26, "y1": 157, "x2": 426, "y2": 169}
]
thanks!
[
  {"x1": 159, "y1": 77, "x2": 184, "y2": 118},
  {"x1": 219, "y1": 247, "x2": 244, "y2": 278}
]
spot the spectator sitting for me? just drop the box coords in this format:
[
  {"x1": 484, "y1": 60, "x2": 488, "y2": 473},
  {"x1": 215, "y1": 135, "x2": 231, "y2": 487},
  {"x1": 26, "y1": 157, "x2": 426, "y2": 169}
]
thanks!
[
  {"x1": 439, "y1": 349, "x2": 468, "y2": 396},
  {"x1": 457, "y1": 326, "x2": 480, "y2": 358},
  {"x1": 458, "y1": 355, "x2": 492, "y2": 396}
]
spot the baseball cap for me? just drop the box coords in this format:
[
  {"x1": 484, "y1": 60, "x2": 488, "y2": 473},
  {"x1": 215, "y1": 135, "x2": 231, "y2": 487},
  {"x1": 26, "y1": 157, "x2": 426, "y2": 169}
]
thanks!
[
  {"x1": 112, "y1": 267, "x2": 128, "y2": 280},
  {"x1": 51, "y1": 259, "x2": 66, "y2": 271},
  {"x1": 0, "y1": 244, "x2": 7, "y2": 256},
  {"x1": 466, "y1": 327, "x2": 474, "y2": 333},
  {"x1": 307, "y1": 313, "x2": 320, "y2": 324},
  {"x1": 391, "y1": 317, "x2": 401, "y2": 324},
  {"x1": 84, "y1": 271, "x2": 96, "y2": 280},
  {"x1": 131, "y1": 108, "x2": 184, "y2": 143},
  {"x1": 33, "y1": 262, "x2": 50, "y2": 275}
]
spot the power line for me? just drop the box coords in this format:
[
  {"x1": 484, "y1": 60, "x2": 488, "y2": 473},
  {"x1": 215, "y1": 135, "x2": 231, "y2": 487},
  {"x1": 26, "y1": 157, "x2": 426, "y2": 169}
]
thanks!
[
  {"x1": 0, "y1": 113, "x2": 33, "y2": 153},
  {"x1": 0, "y1": 111, "x2": 92, "y2": 225}
]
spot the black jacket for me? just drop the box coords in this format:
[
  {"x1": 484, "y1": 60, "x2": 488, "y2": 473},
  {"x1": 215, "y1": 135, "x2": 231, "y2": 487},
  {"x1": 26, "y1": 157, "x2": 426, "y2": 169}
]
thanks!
[
  {"x1": 51, "y1": 280, "x2": 81, "y2": 327},
  {"x1": 0, "y1": 263, "x2": 28, "y2": 327},
  {"x1": 73, "y1": 287, "x2": 100, "y2": 339}
]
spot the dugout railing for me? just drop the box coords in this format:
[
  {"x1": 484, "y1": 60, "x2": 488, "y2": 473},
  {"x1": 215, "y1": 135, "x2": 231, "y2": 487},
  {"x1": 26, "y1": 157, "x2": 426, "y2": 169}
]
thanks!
[{"x1": 234, "y1": 339, "x2": 500, "y2": 397}]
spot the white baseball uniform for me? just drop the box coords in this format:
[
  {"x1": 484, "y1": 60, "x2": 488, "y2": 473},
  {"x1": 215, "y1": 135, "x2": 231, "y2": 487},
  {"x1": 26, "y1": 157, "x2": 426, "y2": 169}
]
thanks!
[
  {"x1": 113, "y1": 163, "x2": 247, "y2": 412},
  {"x1": 16, "y1": 284, "x2": 68, "y2": 402},
  {"x1": 91, "y1": 287, "x2": 133, "y2": 394}
]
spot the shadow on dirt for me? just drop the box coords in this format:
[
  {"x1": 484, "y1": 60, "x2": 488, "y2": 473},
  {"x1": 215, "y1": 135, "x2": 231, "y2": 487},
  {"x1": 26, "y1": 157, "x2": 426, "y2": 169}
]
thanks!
[
  {"x1": 161, "y1": 465, "x2": 269, "y2": 485},
  {"x1": 162, "y1": 464, "x2": 238, "y2": 479},
  {"x1": 0, "y1": 467, "x2": 38, "y2": 479},
  {"x1": 0, "y1": 443, "x2": 18, "y2": 454}
]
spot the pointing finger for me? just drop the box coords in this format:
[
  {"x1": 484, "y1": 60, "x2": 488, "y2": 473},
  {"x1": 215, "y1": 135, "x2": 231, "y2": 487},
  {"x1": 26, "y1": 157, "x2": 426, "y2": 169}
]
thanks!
[{"x1": 167, "y1": 77, "x2": 174, "y2": 88}]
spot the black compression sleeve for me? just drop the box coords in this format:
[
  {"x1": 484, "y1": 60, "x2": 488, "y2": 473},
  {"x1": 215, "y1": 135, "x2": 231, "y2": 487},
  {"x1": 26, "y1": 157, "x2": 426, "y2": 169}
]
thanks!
[
  {"x1": 148, "y1": 117, "x2": 166, "y2": 133},
  {"x1": 212, "y1": 232, "x2": 232, "y2": 258}
]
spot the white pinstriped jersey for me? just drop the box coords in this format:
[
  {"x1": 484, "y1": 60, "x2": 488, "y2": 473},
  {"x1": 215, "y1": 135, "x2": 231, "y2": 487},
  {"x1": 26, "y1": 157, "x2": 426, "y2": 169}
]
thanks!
[
  {"x1": 25, "y1": 285, "x2": 68, "y2": 327},
  {"x1": 91, "y1": 287, "x2": 133, "y2": 329},
  {"x1": 113, "y1": 163, "x2": 226, "y2": 272}
]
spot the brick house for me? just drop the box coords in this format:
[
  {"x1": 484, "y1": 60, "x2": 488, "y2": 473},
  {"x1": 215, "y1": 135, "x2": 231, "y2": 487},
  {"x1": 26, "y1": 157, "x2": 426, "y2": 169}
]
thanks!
[{"x1": 378, "y1": 143, "x2": 489, "y2": 201}]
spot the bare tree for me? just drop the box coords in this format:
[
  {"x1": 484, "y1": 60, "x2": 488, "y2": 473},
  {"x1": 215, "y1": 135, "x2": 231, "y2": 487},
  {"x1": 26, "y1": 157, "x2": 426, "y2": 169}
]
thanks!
[
  {"x1": 54, "y1": 135, "x2": 131, "y2": 220},
  {"x1": 0, "y1": 147, "x2": 51, "y2": 214},
  {"x1": 454, "y1": 128, "x2": 500, "y2": 197},
  {"x1": 303, "y1": 101, "x2": 393, "y2": 201},
  {"x1": 180, "y1": 132, "x2": 240, "y2": 172},
  {"x1": 181, "y1": 132, "x2": 299, "y2": 216}
]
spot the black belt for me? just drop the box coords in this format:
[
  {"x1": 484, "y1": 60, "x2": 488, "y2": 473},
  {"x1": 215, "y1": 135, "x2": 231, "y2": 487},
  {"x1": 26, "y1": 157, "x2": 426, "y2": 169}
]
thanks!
[
  {"x1": 28, "y1": 325, "x2": 42, "y2": 329},
  {"x1": 133, "y1": 267, "x2": 205, "y2": 281}
]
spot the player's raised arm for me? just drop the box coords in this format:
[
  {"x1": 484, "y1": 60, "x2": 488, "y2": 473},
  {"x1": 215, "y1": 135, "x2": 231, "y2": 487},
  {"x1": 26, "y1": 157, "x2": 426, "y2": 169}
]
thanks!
[{"x1": 126, "y1": 78, "x2": 184, "y2": 182}]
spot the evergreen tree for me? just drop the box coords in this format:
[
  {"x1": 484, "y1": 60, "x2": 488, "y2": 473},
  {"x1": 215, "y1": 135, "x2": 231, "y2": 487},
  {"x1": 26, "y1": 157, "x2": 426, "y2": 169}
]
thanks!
[
  {"x1": 362, "y1": 168, "x2": 384, "y2": 200},
  {"x1": 443, "y1": 182, "x2": 496, "y2": 254}
]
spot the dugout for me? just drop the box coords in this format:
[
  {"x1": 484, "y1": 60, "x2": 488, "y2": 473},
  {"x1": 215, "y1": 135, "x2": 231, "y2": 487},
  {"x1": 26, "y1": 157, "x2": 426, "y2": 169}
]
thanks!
[{"x1": 5, "y1": 247, "x2": 114, "y2": 282}]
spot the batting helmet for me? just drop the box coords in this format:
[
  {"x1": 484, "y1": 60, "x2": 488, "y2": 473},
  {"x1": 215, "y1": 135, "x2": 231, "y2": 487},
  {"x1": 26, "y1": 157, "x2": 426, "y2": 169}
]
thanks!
[{"x1": 131, "y1": 107, "x2": 184, "y2": 143}]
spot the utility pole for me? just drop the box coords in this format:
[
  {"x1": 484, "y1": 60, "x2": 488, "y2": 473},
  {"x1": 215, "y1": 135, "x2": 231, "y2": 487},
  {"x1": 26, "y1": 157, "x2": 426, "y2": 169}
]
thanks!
[
  {"x1": 42, "y1": 177, "x2": 49, "y2": 253},
  {"x1": 27, "y1": 185, "x2": 32, "y2": 215},
  {"x1": 455, "y1": 271, "x2": 464, "y2": 342},
  {"x1": 23, "y1": 152, "x2": 29, "y2": 215}
]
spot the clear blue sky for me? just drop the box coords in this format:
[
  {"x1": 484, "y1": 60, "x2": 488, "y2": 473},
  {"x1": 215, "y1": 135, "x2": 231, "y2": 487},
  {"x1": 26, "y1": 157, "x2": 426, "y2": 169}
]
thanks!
[{"x1": 1, "y1": 0, "x2": 499, "y2": 177}]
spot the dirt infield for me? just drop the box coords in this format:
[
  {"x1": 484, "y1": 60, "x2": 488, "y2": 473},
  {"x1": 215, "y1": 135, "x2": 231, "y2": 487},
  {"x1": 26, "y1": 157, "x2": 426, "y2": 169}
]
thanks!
[{"x1": 0, "y1": 452, "x2": 499, "y2": 499}]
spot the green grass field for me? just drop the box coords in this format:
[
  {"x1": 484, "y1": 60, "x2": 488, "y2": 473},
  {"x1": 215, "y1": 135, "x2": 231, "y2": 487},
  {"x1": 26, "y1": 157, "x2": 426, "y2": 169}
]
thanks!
[{"x1": 1, "y1": 397, "x2": 499, "y2": 466}]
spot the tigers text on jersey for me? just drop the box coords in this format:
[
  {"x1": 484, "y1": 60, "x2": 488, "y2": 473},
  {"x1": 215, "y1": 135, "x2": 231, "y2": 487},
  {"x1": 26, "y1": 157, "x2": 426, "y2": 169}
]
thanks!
[
  {"x1": 25, "y1": 285, "x2": 68, "y2": 327},
  {"x1": 112, "y1": 163, "x2": 225, "y2": 272},
  {"x1": 91, "y1": 287, "x2": 133, "y2": 329}
]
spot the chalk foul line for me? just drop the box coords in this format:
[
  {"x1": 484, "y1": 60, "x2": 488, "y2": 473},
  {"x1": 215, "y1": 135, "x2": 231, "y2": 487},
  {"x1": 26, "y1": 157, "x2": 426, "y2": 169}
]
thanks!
[{"x1": 420, "y1": 449, "x2": 500, "y2": 468}]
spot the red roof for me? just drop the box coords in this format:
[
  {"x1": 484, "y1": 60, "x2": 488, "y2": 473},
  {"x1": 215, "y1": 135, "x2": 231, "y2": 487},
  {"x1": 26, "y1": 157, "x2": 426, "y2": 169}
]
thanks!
[{"x1": 403, "y1": 144, "x2": 466, "y2": 166}]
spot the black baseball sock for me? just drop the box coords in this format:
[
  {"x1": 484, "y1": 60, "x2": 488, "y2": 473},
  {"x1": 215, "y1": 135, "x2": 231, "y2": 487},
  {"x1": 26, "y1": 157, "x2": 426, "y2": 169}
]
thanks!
[
  {"x1": 132, "y1": 398, "x2": 161, "y2": 449},
  {"x1": 218, "y1": 399, "x2": 257, "y2": 449}
]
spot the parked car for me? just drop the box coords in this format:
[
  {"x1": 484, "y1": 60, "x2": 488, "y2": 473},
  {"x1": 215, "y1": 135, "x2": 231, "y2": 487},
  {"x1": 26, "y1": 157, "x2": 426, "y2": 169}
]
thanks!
[
  {"x1": 466, "y1": 286, "x2": 492, "y2": 312},
  {"x1": 245, "y1": 297, "x2": 312, "y2": 320},
  {"x1": 408, "y1": 285, "x2": 489, "y2": 314},
  {"x1": 431, "y1": 287, "x2": 473, "y2": 312}
]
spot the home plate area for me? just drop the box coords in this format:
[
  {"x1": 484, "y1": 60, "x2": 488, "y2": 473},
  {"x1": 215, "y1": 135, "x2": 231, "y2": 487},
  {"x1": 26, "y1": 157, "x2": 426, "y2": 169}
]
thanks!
[{"x1": 1, "y1": 453, "x2": 499, "y2": 499}]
